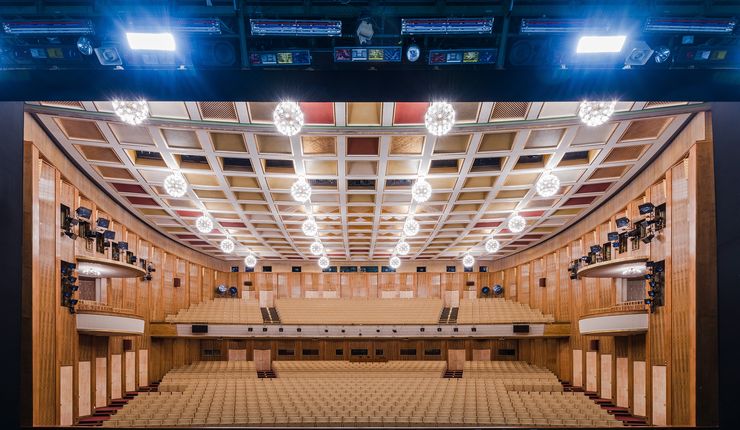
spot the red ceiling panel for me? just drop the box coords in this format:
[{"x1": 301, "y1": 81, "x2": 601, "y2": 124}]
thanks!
[
  {"x1": 474, "y1": 221, "x2": 502, "y2": 228},
  {"x1": 176, "y1": 210, "x2": 202, "y2": 217},
  {"x1": 393, "y1": 102, "x2": 429, "y2": 124},
  {"x1": 175, "y1": 234, "x2": 199, "y2": 239},
  {"x1": 300, "y1": 102, "x2": 335, "y2": 125},
  {"x1": 519, "y1": 210, "x2": 545, "y2": 217},
  {"x1": 111, "y1": 182, "x2": 147, "y2": 194},
  {"x1": 347, "y1": 137, "x2": 379, "y2": 155},
  {"x1": 220, "y1": 221, "x2": 246, "y2": 228},
  {"x1": 575, "y1": 182, "x2": 613, "y2": 194},
  {"x1": 563, "y1": 196, "x2": 598, "y2": 206},
  {"x1": 187, "y1": 240, "x2": 210, "y2": 245},
  {"x1": 125, "y1": 196, "x2": 158, "y2": 206}
]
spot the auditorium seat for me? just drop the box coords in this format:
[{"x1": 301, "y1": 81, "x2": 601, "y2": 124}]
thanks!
[
  {"x1": 457, "y1": 298, "x2": 555, "y2": 324},
  {"x1": 275, "y1": 298, "x2": 443, "y2": 324},
  {"x1": 102, "y1": 360, "x2": 622, "y2": 427},
  {"x1": 164, "y1": 298, "x2": 263, "y2": 324}
]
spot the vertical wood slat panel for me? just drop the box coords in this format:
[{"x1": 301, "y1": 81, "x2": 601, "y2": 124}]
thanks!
[
  {"x1": 586, "y1": 351, "x2": 598, "y2": 393},
  {"x1": 600, "y1": 354, "x2": 613, "y2": 399},
  {"x1": 652, "y1": 365, "x2": 668, "y2": 426},
  {"x1": 634, "y1": 361, "x2": 647, "y2": 417},
  {"x1": 95, "y1": 358, "x2": 107, "y2": 408},
  {"x1": 616, "y1": 357, "x2": 630, "y2": 407},
  {"x1": 572, "y1": 349, "x2": 583, "y2": 387}
]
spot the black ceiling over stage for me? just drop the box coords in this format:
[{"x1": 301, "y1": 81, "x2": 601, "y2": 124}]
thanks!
[{"x1": 1, "y1": 68, "x2": 739, "y2": 101}]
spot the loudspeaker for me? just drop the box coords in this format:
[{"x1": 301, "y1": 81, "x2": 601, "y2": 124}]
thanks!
[
  {"x1": 122, "y1": 339, "x2": 132, "y2": 351},
  {"x1": 538, "y1": 278, "x2": 547, "y2": 288},
  {"x1": 513, "y1": 324, "x2": 530, "y2": 333},
  {"x1": 192, "y1": 324, "x2": 208, "y2": 334},
  {"x1": 193, "y1": 40, "x2": 237, "y2": 67},
  {"x1": 590, "y1": 340, "x2": 600, "y2": 351},
  {"x1": 174, "y1": 278, "x2": 181, "y2": 288}
]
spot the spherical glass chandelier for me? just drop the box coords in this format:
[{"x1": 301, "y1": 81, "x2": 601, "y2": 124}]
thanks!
[
  {"x1": 273, "y1": 101, "x2": 304, "y2": 136},
  {"x1": 411, "y1": 178, "x2": 433, "y2": 203},
  {"x1": 395, "y1": 240, "x2": 411, "y2": 256},
  {"x1": 302, "y1": 217, "x2": 319, "y2": 237},
  {"x1": 318, "y1": 256, "x2": 330, "y2": 269},
  {"x1": 244, "y1": 254, "x2": 257, "y2": 268},
  {"x1": 290, "y1": 177, "x2": 312, "y2": 203},
  {"x1": 195, "y1": 215, "x2": 214, "y2": 234},
  {"x1": 112, "y1": 100, "x2": 149, "y2": 125},
  {"x1": 508, "y1": 214, "x2": 526, "y2": 233},
  {"x1": 578, "y1": 101, "x2": 616, "y2": 127},
  {"x1": 485, "y1": 238, "x2": 500, "y2": 254},
  {"x1": 403, "y1": 217, "x2": 420, "y2": 237},
  {"x1": 389, "y1": 256, "x2": 402, "y2": 269},
  {"x1": 462, "y1": 253, "x2": 475, "y2": 268},
  {"x1": 424, "y1": 102, "x2": 456, "y2": 136},
  {"x1": 163, "y1": 173, "x2": 188, "y2": 198},
  {"x1": 309, "y1": 240, "x2": 324, "y2": 256},
  {"x1": 220, "y1": 238, "x2": 235, "y2": 253},
  {"x1": 535, "y1": 171, "x2": 561, "y2": 197}
]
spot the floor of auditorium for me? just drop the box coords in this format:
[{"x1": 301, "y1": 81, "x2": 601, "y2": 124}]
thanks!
[{"x1": 97, "y1": 360, "x2": 628, "y2": 428}]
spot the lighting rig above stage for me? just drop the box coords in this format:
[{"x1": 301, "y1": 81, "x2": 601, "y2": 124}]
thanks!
[{"x1": 0, "y1": 1, "x2": 739, "y2": 72}]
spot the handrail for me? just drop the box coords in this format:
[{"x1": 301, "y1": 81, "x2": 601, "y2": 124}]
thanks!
[
  {"x1": 77, "y1": 300, "x2": 141, "y2": 318},
  {"x1": 583, "y1": 300, "x2": 646, "y2": 317}
]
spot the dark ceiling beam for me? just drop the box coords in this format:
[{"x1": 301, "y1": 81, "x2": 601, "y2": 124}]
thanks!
[{"x1": 2, "y1": 68, "x2": 740, "y2": 101}]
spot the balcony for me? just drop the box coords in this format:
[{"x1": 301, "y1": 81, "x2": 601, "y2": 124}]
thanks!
[
  {"x1": 578, "y1": 301, "x2": 648, "y2": 336},
  {"x1": 76, "y1": 300, "x2": 144, "y2": 336}
]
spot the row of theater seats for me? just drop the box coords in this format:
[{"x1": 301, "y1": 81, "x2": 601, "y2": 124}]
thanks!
[
  {"x1": 163, "y1": 298, "x2": 555, "y2": 325},
  {"x1": 273, "y1": 360, "x2": 446, "y2": 378},
  {"x1": 103, "y1": 361, "x2": 621, "y2": 428},
  {"x1": 457, "y1": 299, "x2": 555, "y2": 324}
]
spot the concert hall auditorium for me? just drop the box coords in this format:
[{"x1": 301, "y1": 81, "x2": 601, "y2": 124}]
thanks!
[{"x1": 2, "y1": 2, "x2": 738, "y2": 429}]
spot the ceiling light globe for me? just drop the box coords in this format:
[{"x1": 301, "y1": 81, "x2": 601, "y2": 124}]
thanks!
[
  {"x1": 403, "y1": 217, "x2": 420, "y2": 237},
  {"x1": 220, "y1": 238, "x2": 235, "y2": 254},
  {"x1": 485, "y1": 238, "x2": 500, "y2": 254},
  {"x1": 578, "y1": 101, "x2": 616, "y2": 127},
  {"x1": 424, "y1": 101, "x2": 456, "y2": 136},
  {"x1": 112, "y1": 100, "x2": 149, "y2": 125},
  {"x1": 290, "y1": 178, "x2": 312, "y2": 203},
  {"x1": 462, "y1": 253, "x2": 475, "y2": 268},
  {"x1": 389, "y1": 256, "x2": 402, "y2": 269},
  {"x1": 244, "y1": 254, "x2": 257, "y2": 268},
  {"x1": 395, "y1": 240, "x2": 411, "y2": 256},
  {"x1": 195, "y1": 215, "x2": 214, "y2": 234},
  {"x1": 273, "y1": 101, "x2": 304, "y2": 136},
  {"x1": 535, "y1": 172, "x2": 561, "y2": 197},
  {"x1": 318, "y1": 256, "x2": 330, "y2": 269},
  {"x1": 508, "y1": 215, "x2": 526, "y2": 233},
  {"x1": 309, "y1": 240, "x2": 324, "y2": 256},
  {"x1": 302, "y1": 217, "x2": 319, "y2": 237},
  {"x1": 411, "y1": 179, "x2": 432, "y2": 203},
  {"x1": 163, "y1": 173, "x2": 188, "y2": 198}
]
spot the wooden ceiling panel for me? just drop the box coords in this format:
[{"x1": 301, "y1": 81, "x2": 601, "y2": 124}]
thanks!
[{"x1": 36, "y1": 101, "x2": 695, "y2": 261}]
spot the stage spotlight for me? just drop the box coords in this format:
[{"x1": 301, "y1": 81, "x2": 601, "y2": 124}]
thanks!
[
  {"x1": 96, "y1": 217, "x2": 110, "y2": 230},
  {"x1": 76, "y1": 36, "x2": 93, "y2": 56},
  {"x1": 356, "y1": 16, "x2": 375, "y2": 45},
  {"x1": 641, "y1": 233, "x2": 655, "y2": 244},
  {"x1": 492, "y1": 284, "x2": 504, "y2": 296},
  {"x1": 117, "y1": 241, "x2": 128, "y2": 250},
  {"x1": 654, "y1": 46, "x2": 671, "y2": 64},
  {"x1": 590, "y1": 245, "x2": 602, "y2": 254},
  {"x1": 616, "y1": 217, "x2": 630, "y2": 229},
  {"x1": 126, "y1": 32, "x2": 176, "y2": 51},
  {"x1": 607, "y1": 232, "x2": 619, "y2": 241},
  {"x1": 406, "y1": 43, "x2": 420, "y2": 62},
  {"x1": 75, "y1": 206, "x2": 92, "y2": 219},
  {"x1": 103, "y1": 230, "x2": 116, "y2": 240},
  {"x1": 481, "y1": 286, "x2": 491, "y2": 297},
  {"x1": 576, "y1": 35, "x2": 627, "y2": 54},
  {"x1": 638, "y1": 202, "x2": 655, "y2": 215},
  {"x1": 228, "y1": 286, "x2": 238, "y2": 297},
  {"x1": 216, "y1": 284, "x2": 227, "y2": 296}
]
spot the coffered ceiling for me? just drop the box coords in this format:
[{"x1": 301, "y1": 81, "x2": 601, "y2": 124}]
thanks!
[{"x1": 28, "y1": 100, "x2": 700, "y2": 262}]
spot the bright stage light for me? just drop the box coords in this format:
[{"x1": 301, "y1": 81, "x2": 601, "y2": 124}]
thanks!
[
  {"x1": 126, "y1": 32, "x2": 176, "y2": 51},
  {"x1": 424, "y1": 102, "x2": 455, "y2": 136},
  {"x1": 273, "y1": 101, "x2": 304, "y2": 136},
  {"x1": 112, "y1": 100, "x2": 149, "y2": 125},
  {"x1": 578, "y1": 101, "x2": 616, "y2": 126},
  {"x1": 576, "y1": 35, "x2": 626, "y2": 54}
]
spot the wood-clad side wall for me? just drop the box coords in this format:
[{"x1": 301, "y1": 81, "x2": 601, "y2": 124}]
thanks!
[
  {"x1": 23, "y1": 114, "x2": 229, "y2": 426},
  {"x1": 490, "y1": 113, "x2": 715, "y2": 426}
]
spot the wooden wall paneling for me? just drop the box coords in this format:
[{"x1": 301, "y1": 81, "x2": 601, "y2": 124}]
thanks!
[
  {"x1": 652, "y1": 365, "x2": 668, "y2": 426},
  {"x1": 138, "y1": 349, "x2": 148, "y2": 388},
  {"x1": 600, "y1": 354, "x2": 613, "y2": 400},
  {"x1": 94, "y1": 357, "x2": 107, "y2": 408},
  {"x1": 77, "y1": 361, "x2": 91, "y2": 417},
  {"x1": 189, "y1": 264, "x2": 201, "y2": 305},
  {"x1": 254, "y1": 349, "x2": 271, "y2": 371},
  {"x1": 447, "y1": 350, "x2": 465, "y2": 371},
  {"x1": 472, "y1": 349, "x2": 491, "y2": 361},
  {"x1": 689, "y1": 138, "x2": 718, "y2": 426},
  {"x1": 572, "y1": 349, "x2": 583, "y2": 387},
  {"x1": 110, "y1": 354, "x2": 121, "y2": 400},
  {"x1": 59, "y1": 365, "x2": 73, "y2": 426},
  {"x1": 586, "y1": 351, "x2": 598, "y2": 393},
  {"x1": 617, "y1": 357, "x2": 630, "y2": 407},
  {"x1": 634, "y1": 361, "x2": 647, "y2": 417},
  {"x1": 125, "y1": 351, "x2": 136, "y2": 393}
]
